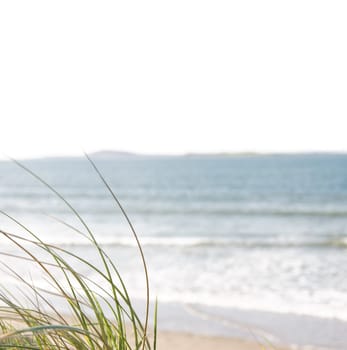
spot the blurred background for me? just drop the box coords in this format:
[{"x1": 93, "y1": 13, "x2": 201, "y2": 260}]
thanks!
[{"x1": 0, "y1": 1, "x2": 347, "y2": 349}]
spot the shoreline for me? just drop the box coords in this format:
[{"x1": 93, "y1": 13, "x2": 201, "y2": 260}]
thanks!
[
  {"x1": 2, "y1": 299, "x2": 345, "y2": 349},
  {"x1": 142, "y1": 300, "x2": 347, "y2": 350}
]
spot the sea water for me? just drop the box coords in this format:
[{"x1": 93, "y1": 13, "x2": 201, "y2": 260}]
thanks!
[{"x1": 1, "y1": 154, "x2": 347, "y2": 348}]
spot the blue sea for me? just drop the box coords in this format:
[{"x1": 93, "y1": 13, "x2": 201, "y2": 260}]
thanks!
[{"x1": 1, "y1": 154, "x2": 347, "y2": 349}]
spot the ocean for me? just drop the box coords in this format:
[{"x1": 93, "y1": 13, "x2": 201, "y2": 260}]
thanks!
[{"x1": 1, "y1": 154, "x2": 347, "y2": 349}]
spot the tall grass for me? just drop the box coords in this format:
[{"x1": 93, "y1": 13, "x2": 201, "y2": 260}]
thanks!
[{"x1": 0, "y1": 156, "x2": 157, "y2": 350}]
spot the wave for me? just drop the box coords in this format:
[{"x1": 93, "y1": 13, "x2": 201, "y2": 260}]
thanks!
[
  {"x1": 47, "y1": 235, "x2": 347, "y2": 249},
  {"x1": 4, "y1": 204, "x2": 347, "y2": 218},
  {"x1": 124, "y1": 208, "x2": 347, "y2": 217}
]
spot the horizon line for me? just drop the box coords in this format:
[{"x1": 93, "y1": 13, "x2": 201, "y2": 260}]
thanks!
[{"x1": 1, "y1": 149, "x2": 347, "y2": 161}]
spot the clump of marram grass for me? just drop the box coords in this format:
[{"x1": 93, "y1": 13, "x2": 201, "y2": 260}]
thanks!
[{"x1": 0, "y1": 155, "x2": 157, "y2": 350}]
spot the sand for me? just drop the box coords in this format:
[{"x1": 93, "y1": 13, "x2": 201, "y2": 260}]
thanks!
[
  {"x1": 0, "y1": 311, "x2": 290, "y2": 349},
  {"x1": 157, "y1": 331, "x2": 288, "y2": 350}
]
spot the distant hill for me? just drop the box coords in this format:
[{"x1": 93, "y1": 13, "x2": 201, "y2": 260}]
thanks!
[
  {"x1": 183, "y1": 152, "x2": 259, "y2": 157},
  {"x1": 90, "y1": 150, "x2": 137, "y2": 158}
]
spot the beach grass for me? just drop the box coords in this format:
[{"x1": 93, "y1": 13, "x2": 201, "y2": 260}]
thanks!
[{"x1": 0, "y1": 156, "x2": 156, "y2": 350}]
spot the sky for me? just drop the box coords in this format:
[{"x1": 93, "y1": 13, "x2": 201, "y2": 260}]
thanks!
[{"x1": 0, "y1": 0, "x2": 346, "y2": 158}]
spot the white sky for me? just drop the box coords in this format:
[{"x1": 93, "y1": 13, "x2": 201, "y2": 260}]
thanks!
[{"x1": 0, "y1": 0, "x2": 346, "y2": 158}]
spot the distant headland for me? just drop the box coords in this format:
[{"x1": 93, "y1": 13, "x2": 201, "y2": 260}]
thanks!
[
  {"x1": 90, "y1": 150, "x2": 137, "y2": 158},
  {"x1": 3, "y1": 150, "x2": 346, "y2": 162}
]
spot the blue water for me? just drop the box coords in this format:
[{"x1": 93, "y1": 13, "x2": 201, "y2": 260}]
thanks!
[{"x1": 1, "y1": 154, "x2": 347, "y2": 348}]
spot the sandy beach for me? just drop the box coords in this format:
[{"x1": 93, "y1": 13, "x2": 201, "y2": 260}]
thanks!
[{"x1": 157, "y1": 331, "x2": 288, "y2": 350}]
